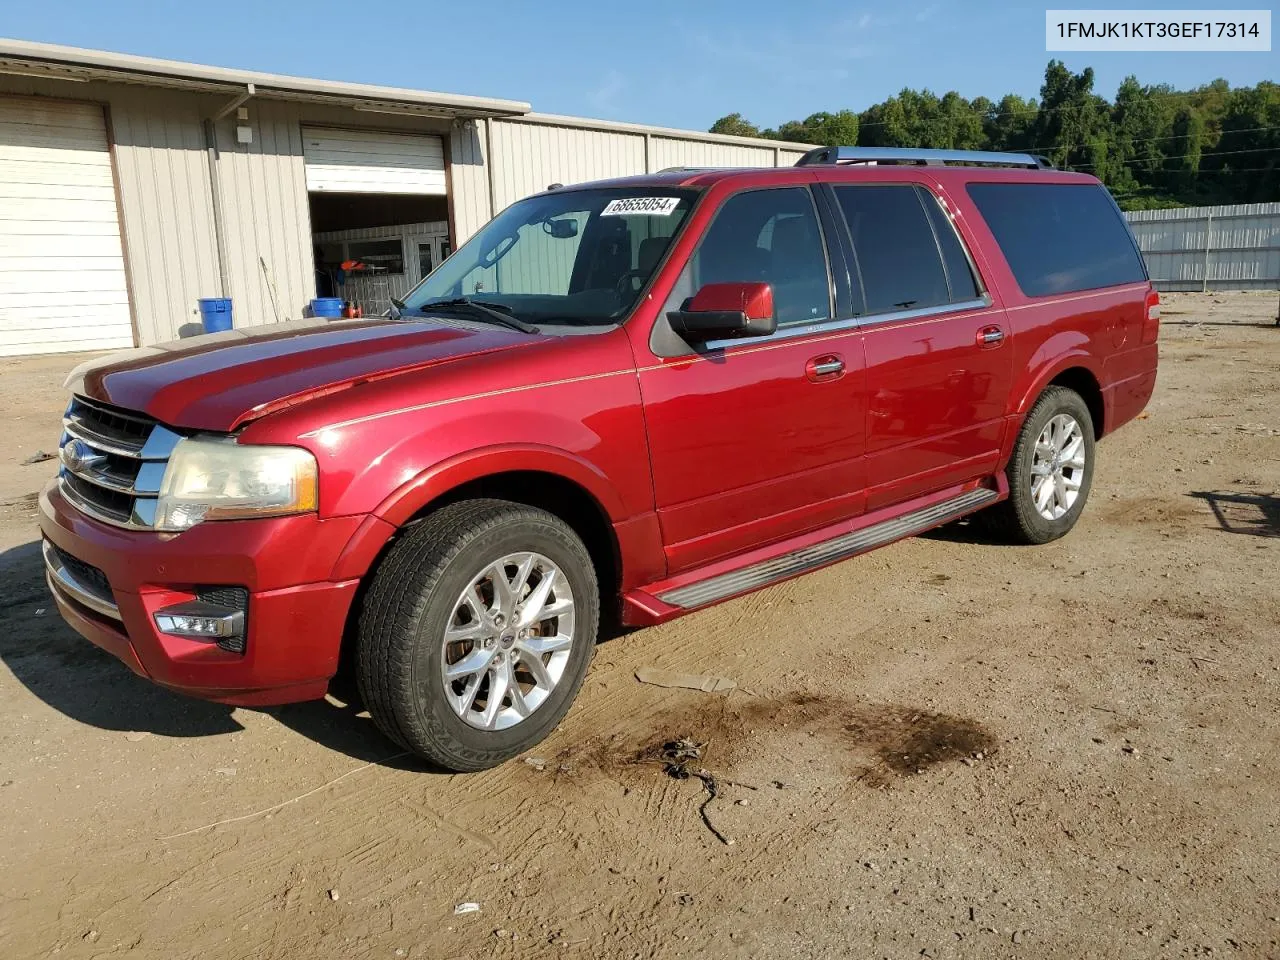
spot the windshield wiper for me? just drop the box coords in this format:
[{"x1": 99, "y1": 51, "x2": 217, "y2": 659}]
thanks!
[{"x1": 418, "y1": 297, "x2": 539, "y2": 334}]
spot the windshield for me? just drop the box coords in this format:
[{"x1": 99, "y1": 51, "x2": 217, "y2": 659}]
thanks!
[{"x1": 402, "y1": 187, "x2": 698, "y2": 325}]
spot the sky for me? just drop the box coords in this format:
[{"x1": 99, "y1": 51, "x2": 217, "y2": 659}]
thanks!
[{"x1": 3, "y1": 0, "x2": 1274, "y2": 133}]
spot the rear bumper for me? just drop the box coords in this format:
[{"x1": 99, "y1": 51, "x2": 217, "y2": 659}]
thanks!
[{"x1": 38, "y1": 481, "x2": 363, "y2": 706}]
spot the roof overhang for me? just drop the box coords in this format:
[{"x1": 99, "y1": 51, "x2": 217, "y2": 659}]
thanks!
[{"x1": 0, "y1": 38, "x2": 530, "y2": 119}]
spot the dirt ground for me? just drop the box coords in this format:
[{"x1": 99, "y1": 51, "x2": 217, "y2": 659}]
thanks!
[{"x1": 0, "y1": 292, "x2": 1277, "y2": 960}]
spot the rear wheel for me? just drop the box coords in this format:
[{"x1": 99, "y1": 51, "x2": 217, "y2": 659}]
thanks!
[
  {"x1": 356, "y1": 499, "x2": 598, "y2": 771},
  {"x1": 978, "y1": 386, "x2": 1096, "y2": 545}
]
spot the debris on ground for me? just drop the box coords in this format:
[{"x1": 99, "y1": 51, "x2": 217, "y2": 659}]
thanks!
[
  {"x1": 327, "y1": 889, "x2": 340, "y2": 901},
  {"x1": 523, "y1": 757, "x2": 546, "y2": 771},
  {"x1": 657, "y1": 739, "x2": 732, "y2": 846},
  {"x1": 635, "y1": 667, "x2": 736, "y2": 693},
  {"x1": 20, "y1": 450, "x2": 55, "y2": 465},
  {"x1": 453, "y1": 902, "x2": 481, "y2": 915}
]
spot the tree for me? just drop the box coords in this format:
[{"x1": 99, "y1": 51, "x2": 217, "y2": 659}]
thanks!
[
  {"x1": 709, "y1": 113, "x2": 761, "y2": 138},
  {"x1": 985, "y1": 94, "x2": 1037, "y2": 151},
  {"x1": 705, "y1": 63, "x2": 1273, "y2": 208}
]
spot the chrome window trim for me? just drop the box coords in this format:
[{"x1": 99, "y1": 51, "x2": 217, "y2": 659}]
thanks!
[
  {"x1": 701, "y1": 295, "x2": 993, "y2": 351},
  {"x1": 924, "y1": 189, "x2": 989, "y2": 300},
  {"x1": 43, "y1": 539, "x2": 121, "y2": 621}
]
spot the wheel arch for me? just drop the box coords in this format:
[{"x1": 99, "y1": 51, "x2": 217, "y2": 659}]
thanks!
[
  {"x1": 1015, "y1": 356, "x2": 1106, "y2": 440},
  {"x1": 334, "y1": 446, "x2": 625, "y2": 586}
]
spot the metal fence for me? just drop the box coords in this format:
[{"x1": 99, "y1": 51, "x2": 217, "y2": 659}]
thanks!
[{"x1": 1125, "y1": 203, "x2": 1280, "y2": 292}]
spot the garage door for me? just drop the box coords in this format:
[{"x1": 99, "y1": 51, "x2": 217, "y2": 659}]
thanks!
[
  {"x1": 0, "y1": 97, "x2": 133, "y2": 357},
  {"x1": 302, "y1": 127, "x2": 446, "y2": 195}
]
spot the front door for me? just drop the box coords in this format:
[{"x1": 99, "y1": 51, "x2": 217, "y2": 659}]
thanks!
[
  {"x1": 638, "y1": 186, "x2": 867, "y2": 574},
  {"x1": 825, "y1": 182, "x2": 1013, "y2": 510}
]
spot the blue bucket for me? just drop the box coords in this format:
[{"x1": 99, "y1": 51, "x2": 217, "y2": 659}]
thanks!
[
  {"x1": 310, "y1": 297, "x2": 344, "y2": 318},
  {"x1": 197, "y1": 297, "x2": 234, "y2": 333}
]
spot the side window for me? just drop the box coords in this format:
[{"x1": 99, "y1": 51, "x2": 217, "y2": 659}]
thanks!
[
  {"x1": 967, "y1": 183, "x2": 1147, "y2": 297},
  {"x1": 684, "y1": 187, "x2": 831, "y2": 327},
  {"x1": 920, "y1": 191, "x2": 980, "y2": 302},
  {"x1": 833, "y1": 185, "x2": 950, "y2": 315}
]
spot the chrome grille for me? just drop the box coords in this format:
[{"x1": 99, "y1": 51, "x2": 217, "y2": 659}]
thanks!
[{"x1": 58, "y1": 395, "x2": 182, "y2": 529}]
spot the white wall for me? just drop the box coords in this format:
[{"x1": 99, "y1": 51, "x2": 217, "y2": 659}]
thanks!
[{"x1": 0, "y1": 73, "x2": 815, "y2": 347}]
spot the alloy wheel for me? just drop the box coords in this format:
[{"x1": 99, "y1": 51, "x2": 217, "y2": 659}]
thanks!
[
  {"x1": 1029, "y1": 413, "x2": 1087, "y2": 521},
  {"x1": 440, "y1": 552, "x2": 576, "y2": 730}
]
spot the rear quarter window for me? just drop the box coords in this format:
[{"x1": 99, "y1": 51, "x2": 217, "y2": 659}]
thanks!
[{"x1": 966, "y1": 183, "x2": 1147, "y2": 298}]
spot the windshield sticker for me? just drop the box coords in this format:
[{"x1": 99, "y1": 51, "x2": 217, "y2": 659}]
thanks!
[{"x1": 600, "y1": 197, "x2": 681, "y2": 217}]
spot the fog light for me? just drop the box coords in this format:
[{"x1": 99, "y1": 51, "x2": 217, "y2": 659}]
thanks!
[{"x1": 154, "y1": 600, "x2": 245, "y2": 642}]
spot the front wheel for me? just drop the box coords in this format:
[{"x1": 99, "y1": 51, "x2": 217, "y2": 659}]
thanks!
[
  {"x1": 356, "y1": 499, "x2": 599, "y2": 771},
  {"x1": 978, "y1": 386, "x2": 1096, "y2": 545}
]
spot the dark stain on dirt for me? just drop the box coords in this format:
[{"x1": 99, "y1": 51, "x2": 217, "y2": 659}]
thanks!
[{"x1": 543, "y1": 691, "x2": 997, "y2": 789}]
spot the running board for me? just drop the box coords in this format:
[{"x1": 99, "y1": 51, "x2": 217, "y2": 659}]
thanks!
[{"x1": 657, "y1": 487, "x2": 998, "y2": 611}]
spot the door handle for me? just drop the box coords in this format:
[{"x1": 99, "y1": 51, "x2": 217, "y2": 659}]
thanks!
[
  {"x1": 806, "y1": 355, "x2": 845, "y2": 381},
  {"x1": 977, "y1": 325, "x2": 1005, "y2": 348}
]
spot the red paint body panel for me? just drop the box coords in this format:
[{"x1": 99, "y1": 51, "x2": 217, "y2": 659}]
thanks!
[
  {"x1": 39, "y1": 484, "x2": 358, "y2": 704},
  {"x1": 685, "y1": 281, "x2": 775, "y2": 319},
  {"x1": 41, "y1": 161, "x2": 1158, "y2": 706}
]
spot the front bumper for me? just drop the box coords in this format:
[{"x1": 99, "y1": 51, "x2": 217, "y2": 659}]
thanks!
[{"x1": 38, "y1": 480, "x2": 364, "y2": 706}]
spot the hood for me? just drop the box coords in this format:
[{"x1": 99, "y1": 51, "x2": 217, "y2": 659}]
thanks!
[{"x1": 67, "y1": 316, "x2": 531, "y2": 432}]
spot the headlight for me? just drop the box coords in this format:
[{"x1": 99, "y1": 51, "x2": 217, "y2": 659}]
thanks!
[{"x1": 155, "y1": 438, "x2": 318, "y2": 531}]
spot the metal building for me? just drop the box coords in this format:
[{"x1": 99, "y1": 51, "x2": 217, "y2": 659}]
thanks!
[
  {"x1": 1125, "y1": 202, "x2": 1280, "y2": 292},
  {"x1": 0, "y1": 38, "x2": 814, "y2": 356}
]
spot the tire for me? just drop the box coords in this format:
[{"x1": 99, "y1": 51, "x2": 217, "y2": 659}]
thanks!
[
  {"x1": 977, "y1": 386, "x2": 1096, "y2": 545},
  {"x1": 356, "y1": 499, "x2": 599, "y2": 771}
]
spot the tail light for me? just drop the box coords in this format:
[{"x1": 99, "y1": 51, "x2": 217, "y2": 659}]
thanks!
[{"x1": 1142, "y1": 289, "x2": 1160, "y2": 344}]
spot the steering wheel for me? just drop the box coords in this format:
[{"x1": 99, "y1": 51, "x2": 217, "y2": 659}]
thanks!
[{"x1": 614, "y1": 269, "x2": 646, "y2": 298}]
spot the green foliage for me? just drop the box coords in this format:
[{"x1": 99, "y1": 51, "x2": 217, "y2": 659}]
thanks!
[
  {"x1": 708, "y1": 113, "x2": 762, "y2": 138},
  {"x1": 706, "y1": 62, "x2": 1279, "y2": 209}
]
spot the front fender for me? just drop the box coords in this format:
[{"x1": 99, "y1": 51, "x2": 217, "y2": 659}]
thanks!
[
  {"x1": 328, "y1": 444, "x2": 631, "y2": 582},
  {"x1": 374, "y1": 443, "x2": 628, "y2": 527}
]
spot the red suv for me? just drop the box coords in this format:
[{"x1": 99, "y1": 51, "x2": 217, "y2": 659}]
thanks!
[{"x1": 40, "y1": 147, "x2": 1159, "y2": 770}]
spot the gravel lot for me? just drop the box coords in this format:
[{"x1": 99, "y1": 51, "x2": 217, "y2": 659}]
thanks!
[{"x1": 0, "y1": 292, "x2": 1277, "y2": 960}]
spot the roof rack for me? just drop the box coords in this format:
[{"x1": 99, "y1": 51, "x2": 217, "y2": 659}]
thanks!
[
  {"x1": 658, "y1": 166, "x2": 733, "y2": 173},
  {"x1": 795, "y1": 146, "x2": 1051, "y2": 169}
]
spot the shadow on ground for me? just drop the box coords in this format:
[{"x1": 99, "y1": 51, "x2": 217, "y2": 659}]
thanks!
[
  {"x1": 0, "y1": 538, "x2": 425, "y2": 770},
  {"x1": 1190, "y1": 490, "x2": 1280, "y2": 538}
]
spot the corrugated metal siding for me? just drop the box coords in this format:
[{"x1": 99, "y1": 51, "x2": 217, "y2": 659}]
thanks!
[
  {"x1": 0, "y1": 78, "x2": 222, "y2": 345},
  {"x1": 650, "y1": 138, "x2": 777, "y2": 170},
  {"x1": 449, "y1": 120, "x2": 490, "y2": 244},
  {"x1": 215, "y1": 100, "x2": 314, "y2": 324},
  {"x1": 777, "y1": 149, "x2": 807, "y2": 166},
  {"x1": 0, "y1": 74, "x2": 821, "y2": 350},
  {"x1": 490, "y1": 120, "x2": 645, "y2": 209},
  {"x1": 1126, "y1": 202, "x2": 1280, "y2": 292}
]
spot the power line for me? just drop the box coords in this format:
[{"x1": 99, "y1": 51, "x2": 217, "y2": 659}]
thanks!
[
  {"x1": 1022, "y1": 124, "x2": 1280, "y2": 156},
  {"x1": 1071, "y1": 145, "x2": 1280, "y2": 170}
]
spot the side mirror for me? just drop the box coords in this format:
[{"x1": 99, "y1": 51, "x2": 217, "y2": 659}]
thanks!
[{"x1": 667, "y1": 282, "x2": 776, "y2": 343}]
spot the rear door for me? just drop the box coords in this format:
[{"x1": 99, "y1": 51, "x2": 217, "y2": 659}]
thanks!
[
  {"x1": 638, "y1": 185, "x2": 867, "y2": 573},
  {"x1": 824, "y1": 182, "x2": 1012, "y2": 510}
]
